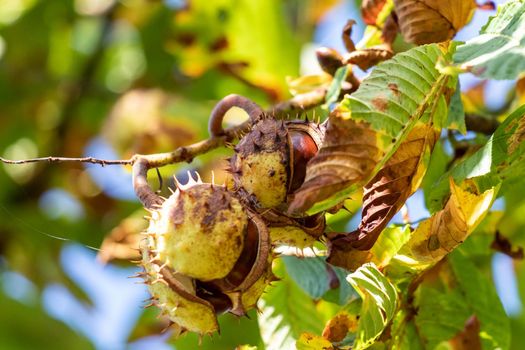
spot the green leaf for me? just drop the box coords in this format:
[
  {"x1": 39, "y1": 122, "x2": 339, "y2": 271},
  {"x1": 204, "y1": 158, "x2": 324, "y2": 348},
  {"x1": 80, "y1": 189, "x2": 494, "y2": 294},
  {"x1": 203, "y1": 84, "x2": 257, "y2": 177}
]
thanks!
[
  {"x1": 413, "y1": 251, "x2": 510, "y2": 350},
  {"x1": 390, "y1": 310, "x2": 425, "y2": 350},
  {"x1": 428, "y1": 103, "x2": 525, "y2": 212},
  {"x1": 341, "y1": 44, "x2": 453, "y2": 139},
  {"x1": 414, "y1": 281, "x2": 472, "y2": 349},
  {"x1": 421, "y1": 140, "x2": 451, "y2": 210},
  {"x1": 448, "y1": 251, "x2": 510, "y2": 350},
  {"x1": 324, "y1": 65, "x2": 349, "y2": 109},
  {"x1": 446, "y1": 81, "x2": 466, "y2": 134},
  {"x1": 299, "y1": 44, "x2": 455, "y2": 215},
  {"x1": 282, "y1": 255, "x2": 331, "y2": 299},
  {"x1": 322, "y1": 265, "x2": 359, "y2": 306},
  {"x1": 454, "y1": 0, "x2": 525, "y2": 80},
  {"x1": 258, "y1": 260, "x2": 324, "y2": 350},
  {"x1": 346, "y1": 263, "x2": 398, "y2": 349}
]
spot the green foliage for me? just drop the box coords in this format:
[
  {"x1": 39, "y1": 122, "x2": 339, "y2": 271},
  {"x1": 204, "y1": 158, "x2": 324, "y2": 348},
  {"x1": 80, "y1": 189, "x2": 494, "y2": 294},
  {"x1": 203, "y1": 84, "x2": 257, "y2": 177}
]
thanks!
[
  {"x1": 413, "y1": 251, "x2": 509, "y2": 349},
  {"x1": 428, "y1": 103, "x2": 525, "y2": 212},
  {"x1": 347, "y1": 263, "x2": 397, "y2": 349},
  {"x1": 2, "y1": 1, "x2": 525, "y2": 349},
  {"x1": 0, "y1": 290, "x2": 92, "y2": 350},
  {"x1": 258, "y1": 260, "x2": 325, "y2": 350},
  {"x1": 454, "y1": 0, "x2": 525, "y2": 80}
]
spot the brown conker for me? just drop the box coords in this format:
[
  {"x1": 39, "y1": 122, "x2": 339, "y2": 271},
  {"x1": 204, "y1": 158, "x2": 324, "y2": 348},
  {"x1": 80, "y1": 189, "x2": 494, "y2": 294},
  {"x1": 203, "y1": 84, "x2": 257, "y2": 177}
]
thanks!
[{"x1": 230, "y1": 118, "x2": 324, "y2": 210}]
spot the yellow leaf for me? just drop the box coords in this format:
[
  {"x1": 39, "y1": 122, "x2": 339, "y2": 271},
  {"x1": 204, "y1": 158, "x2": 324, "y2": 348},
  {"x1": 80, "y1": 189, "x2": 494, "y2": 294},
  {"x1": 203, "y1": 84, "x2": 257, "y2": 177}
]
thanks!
[
  {"x1": 296, "y1": 333, "x2": 334, "y2": 350},
  {"x1": 287, "y1": 74, "x2": 332, "y2": 96},
  {"x1": 400, "y1": 178, "x2": 497, "y2": 266}
]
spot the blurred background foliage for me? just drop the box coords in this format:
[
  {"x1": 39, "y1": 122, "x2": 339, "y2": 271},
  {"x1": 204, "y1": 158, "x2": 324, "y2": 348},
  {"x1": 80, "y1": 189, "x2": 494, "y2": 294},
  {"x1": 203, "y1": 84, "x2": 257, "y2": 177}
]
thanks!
[{"x1": 0, "y1": 0, "x2": 524, "y2": 349}]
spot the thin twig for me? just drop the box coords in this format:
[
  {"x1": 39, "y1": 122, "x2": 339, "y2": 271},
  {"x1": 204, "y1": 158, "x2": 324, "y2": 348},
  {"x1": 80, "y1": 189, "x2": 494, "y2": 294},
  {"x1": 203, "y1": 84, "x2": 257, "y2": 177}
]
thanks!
[
  {"x1": 0, "y1": 156, "x2": 132, "y2": 166},
  {"x1": 1, "y1": 91, "x2": 324, "y2": 210}
]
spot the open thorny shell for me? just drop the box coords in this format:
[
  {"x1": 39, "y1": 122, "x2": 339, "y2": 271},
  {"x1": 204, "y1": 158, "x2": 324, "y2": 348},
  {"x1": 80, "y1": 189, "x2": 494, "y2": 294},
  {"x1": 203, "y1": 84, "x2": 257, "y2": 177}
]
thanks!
[
  {"x1": 139, "y1": 178, "x2": 272, "y2": 335},
  {"x1": 229, "y1": 117, "x2": 327, "y2": 246}
]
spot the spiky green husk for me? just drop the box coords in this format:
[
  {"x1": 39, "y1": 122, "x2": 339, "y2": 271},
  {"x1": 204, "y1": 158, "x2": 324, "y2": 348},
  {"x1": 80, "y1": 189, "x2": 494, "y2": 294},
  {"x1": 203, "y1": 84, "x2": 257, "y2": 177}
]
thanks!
[
  {"x1": 140, "y1": 240, "x2": 219, "y2": 334},
  {"x1": 148, "y1": 183, "x2": 248, "y2": 281}
]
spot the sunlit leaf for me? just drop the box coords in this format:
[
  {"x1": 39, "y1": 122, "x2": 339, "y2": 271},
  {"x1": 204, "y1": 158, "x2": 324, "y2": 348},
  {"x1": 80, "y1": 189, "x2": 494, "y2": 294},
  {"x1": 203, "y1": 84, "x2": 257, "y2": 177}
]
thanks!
[
  {"x1": 428, "y1": 104, "x2": 525, "y2": 212},
  {"x1": 454, "y1": 0, "x2": 525, "y2": 79},
  {"x1": 324, "y1": 65, "x2": 349, "y2": 109},
  {"x1": 292, "y1": 44, "x2": 455, "y2": 214},
  {"x1": 328, "y1": 225, "x2": 412, "y2": 272},
  {"x1": 347, "y1": 263, "x2": 397, "y2": 349},
  {"x1": 258, "y1": 260, "x2": 324, "y2": 350},
  {"x1": 296, "y1": 333, "x2": 334, "y2": 350},
  {"x1": 328, "y1": 122, "x2": 439, "y2": 266},
  {"x1": 394, "y1": 0, "x2": 476, "y2": 45},
  {"x1": 399, "y1": 178, "x2": 498, "y2": 268}
]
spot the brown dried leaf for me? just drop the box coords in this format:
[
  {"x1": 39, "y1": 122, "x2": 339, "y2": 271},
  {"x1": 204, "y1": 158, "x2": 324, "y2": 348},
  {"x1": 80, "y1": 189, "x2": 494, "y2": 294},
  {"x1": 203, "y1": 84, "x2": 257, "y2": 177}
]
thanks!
[
  {"x1": 449, "y1": 315, "x2": 482, "y2": 350},
  {"x1": 362, "y1": 0, "x2": 389, "y2": 25},
  {"x1": 342, "y1": 19, "x2": 357, "y2": 52},
  {"x1": 322, "y1": 312, "x2": 358, "y2": 342},
  {"x1": 381, "y1": 12, "x2": 399, "y2": 45},
  {"x1": 288, "y1": 110, "x2": 381, "y2": 215},
  {"x1": 98, "y1": 211, "x2": 148, "y2": 263},
  {"x1": 394, "y1": 0, "x2": 476, "y2": 44},
  {"x1": 343, "y1": 45, "x2": 394, "y2": 71},
  {"x1": 327, "y1": 123, "x2": 439, "y2": 269},
  {"x1": 490, "y1": 231, "x2": 524, "y2": 260}
]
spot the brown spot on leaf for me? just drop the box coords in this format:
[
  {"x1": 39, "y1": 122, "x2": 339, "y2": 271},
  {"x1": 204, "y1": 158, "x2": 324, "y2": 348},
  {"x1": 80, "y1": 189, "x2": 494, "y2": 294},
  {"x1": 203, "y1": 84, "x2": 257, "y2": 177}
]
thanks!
[
  {"x1": 371, "y1": 96, "x2": 388, "y2": 112},
  {"x1": 388, "y1": 83, "x2": 400, "y2": 97}
]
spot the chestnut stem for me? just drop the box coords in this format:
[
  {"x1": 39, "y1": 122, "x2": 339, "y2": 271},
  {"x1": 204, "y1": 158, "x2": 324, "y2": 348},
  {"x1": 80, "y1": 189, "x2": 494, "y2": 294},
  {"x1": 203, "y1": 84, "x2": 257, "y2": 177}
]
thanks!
[
  {"x1": 208, "y1": 94, "x2": 264, "y2": 137},
  {"x1": 1, "y1": 92, "x2": 326, "y2": 210}
]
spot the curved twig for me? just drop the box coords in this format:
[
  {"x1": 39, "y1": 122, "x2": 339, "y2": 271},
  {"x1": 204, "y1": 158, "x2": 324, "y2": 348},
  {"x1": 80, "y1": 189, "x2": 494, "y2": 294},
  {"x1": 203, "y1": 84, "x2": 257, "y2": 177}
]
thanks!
[
  {"x1": 208, "y1": 94, "x2": 264, "y2": 137},
  {"x1": 2, "y1": 92, "x2": 325, "y2": 210}
]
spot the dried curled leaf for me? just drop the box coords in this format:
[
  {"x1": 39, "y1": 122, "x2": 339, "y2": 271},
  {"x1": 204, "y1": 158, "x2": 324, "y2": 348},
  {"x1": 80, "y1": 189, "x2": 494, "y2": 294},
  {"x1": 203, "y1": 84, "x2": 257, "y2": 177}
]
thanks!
[
  {"x1": 327, "y1": 123, "x2": 439, "y2": 269},
  {"x1": 98, "y1": 210, "x2": 147, "y2": 263},
  {"x1": 291, "y1": 44, "x2": 452, "y2": 215},
  {"x1": 362, "y1": 0, "x2": 389, "y2": 25},
  {"x1": 401, "y1": 178, "x2": 497, "y2": 266},
  {"x1": 394, "y1": 0, "x2": 476, "y2": 44},
  {"x1": 288, "y1": 110, "x2": 381, "y2": 215},
  {"x1": 343, "y1": 45, "x2": 394, "y2": 71}
]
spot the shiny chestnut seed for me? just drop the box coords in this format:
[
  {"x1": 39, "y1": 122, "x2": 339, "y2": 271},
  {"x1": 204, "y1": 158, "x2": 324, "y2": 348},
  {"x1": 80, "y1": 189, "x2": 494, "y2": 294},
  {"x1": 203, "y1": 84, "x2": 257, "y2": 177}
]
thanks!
[
  {"x1": 289, "y1": 124, "x2": 321, "y2": 192},
  {"x1": 204, "y1": 212, "x2": 273, "y2": 316},
  {"x1": 230, "y1": 118, "x2": 324, "y2": 209}
]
